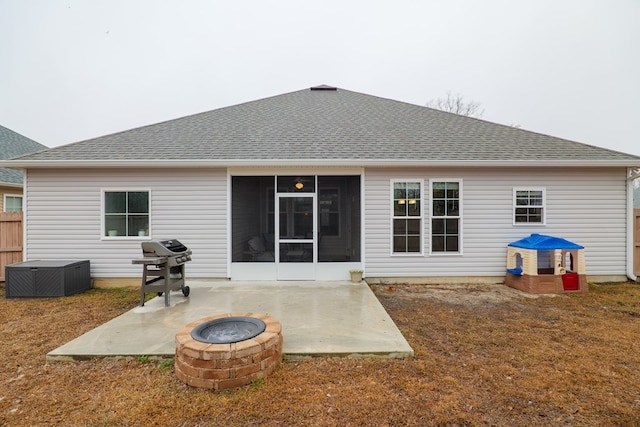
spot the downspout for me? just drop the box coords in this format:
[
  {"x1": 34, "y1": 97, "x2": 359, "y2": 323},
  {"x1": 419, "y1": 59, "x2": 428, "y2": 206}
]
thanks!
[
  {"x1": 22, "y1": 168, "x2": 28, "y2": 261},
  {"x1": 627, "y1": 167, "x2": 640, "y2": 282},
  {"x1": 226, "y1": 170, "x2": 232, "y2": 280},
  {"x1": 360, "y1": 169, "x2": 366, "y2": 279}
]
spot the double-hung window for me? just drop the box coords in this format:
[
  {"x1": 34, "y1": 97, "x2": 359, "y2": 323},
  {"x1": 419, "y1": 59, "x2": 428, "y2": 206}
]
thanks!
[
  {"x1": 430, "y1": 180, "x2": 462, "y2": 253},
  {"x1": 103, "y1": 190, "x2": 150, "y2": 237},
  {"x1": 514, "y1": 188, "x2": 545, "y2": 224},
  {"x1": 392, "y1": 181, "x2": 422, "y2": 254}
]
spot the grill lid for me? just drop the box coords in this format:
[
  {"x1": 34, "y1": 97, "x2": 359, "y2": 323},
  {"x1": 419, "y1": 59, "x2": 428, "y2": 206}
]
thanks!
[
  {"x1": 142, "y1": 239, "x2": 189, "y2": 256},
  {"x1": 161, "y1": 239, "x2": 188, "y2": 253}
]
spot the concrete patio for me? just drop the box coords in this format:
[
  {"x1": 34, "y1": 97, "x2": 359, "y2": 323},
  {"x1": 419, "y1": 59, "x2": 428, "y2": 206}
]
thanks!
[{"x1": 47, "y1": 280, "x2": 414, "y2": 361}]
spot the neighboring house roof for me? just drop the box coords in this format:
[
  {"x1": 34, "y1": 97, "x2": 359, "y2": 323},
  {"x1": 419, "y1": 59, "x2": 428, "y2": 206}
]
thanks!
[
  {"x1": 0, "y1": 125, "x2": 47, "y2": 185},
  {"x1": 3, "y1": 86, "x2": 640, "y2": 168}
]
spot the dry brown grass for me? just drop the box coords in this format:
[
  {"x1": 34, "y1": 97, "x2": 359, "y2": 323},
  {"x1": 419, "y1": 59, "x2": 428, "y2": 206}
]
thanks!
[{"x1": 1, "y1": 282, "x2": 639, "y2": 426}]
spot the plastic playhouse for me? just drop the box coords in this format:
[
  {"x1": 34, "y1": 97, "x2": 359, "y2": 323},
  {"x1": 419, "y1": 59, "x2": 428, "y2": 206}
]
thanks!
[{"x1": 505, "y1": 233, "x2": 587, "y2": 294}]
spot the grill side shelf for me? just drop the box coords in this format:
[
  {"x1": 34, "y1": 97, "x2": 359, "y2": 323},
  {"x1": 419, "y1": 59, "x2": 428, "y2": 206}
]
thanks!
[{"x1": 132, "y1": 257, "x2": 167, "y2": 265}]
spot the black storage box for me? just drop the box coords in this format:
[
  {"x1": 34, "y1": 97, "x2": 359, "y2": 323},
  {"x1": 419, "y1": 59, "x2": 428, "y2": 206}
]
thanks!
[{"x1": 5, "y1": 260, "x2": 91, "y2": 298}]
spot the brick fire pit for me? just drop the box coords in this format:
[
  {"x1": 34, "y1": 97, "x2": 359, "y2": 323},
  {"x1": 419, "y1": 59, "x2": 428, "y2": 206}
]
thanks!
[{"x1": 175, "y1": 312, "x2": 283, "y2": 391}]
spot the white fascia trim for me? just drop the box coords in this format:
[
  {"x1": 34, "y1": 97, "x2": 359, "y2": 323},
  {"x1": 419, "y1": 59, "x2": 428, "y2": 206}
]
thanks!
[
  {"x1": 2, "y1": 159, "x2": 640, "y2": 169},
  {"x1": 0, "y1": 182, "x2": 23, "y2": 188},
  {"x1": 228, "y1": 165, "x2": 364, "y2": 176}
]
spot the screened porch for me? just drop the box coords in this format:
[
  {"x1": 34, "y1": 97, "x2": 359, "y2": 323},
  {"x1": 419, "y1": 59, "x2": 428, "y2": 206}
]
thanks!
[{"x1": 230, "y1": 175, "x2": 361, "y2": 280}]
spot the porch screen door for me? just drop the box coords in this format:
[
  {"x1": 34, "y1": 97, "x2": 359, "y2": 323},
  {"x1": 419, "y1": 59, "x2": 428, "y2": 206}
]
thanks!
[{"x1": 276, "y1": 194, "x2": 316, "y2": 280}]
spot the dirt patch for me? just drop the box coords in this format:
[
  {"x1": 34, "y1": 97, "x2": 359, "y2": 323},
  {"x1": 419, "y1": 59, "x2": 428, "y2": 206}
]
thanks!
[{"x1": 372, "y1": 282, "x2": 548, "y2": 308}]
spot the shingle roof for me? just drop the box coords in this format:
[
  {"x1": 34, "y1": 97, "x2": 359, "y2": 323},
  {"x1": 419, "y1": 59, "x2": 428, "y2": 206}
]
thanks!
[
  {"x1": 7, "y1": 87, "x2": 640, "y2": 165},
  {"x1": 0, "y1": 125, "x2": 47, "y2": 184}
]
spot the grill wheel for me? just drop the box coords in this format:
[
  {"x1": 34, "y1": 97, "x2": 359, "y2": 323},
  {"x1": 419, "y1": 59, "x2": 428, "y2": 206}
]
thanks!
[{"x1": 156, "y1": 286, "x2": 190, "y2": 298}]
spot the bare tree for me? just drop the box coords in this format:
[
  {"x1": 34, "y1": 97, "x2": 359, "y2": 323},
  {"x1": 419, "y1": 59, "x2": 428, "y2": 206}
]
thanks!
[{"x1": 427, "y1": 91, "x2": 484, "y2": 118}]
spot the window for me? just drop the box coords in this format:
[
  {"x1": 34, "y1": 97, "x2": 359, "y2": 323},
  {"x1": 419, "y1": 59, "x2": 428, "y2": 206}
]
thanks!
[
  {"x1": 103, "y1": 191, "x2": 149, "y2": 237},
  {"x1": 3, "y1": 195, "x2": 22, "y2": 212},
  {"x1": 514, "y1": 188, "x2": 545, "y2": 224},
  {"x1": 392, "y1": 181, "x2": 422, "y2": 253},
  {"x1": 430, "y1": 180, "x2": 461, "y2": 253},
  {"x1": 319, "y1": 188, "x2": 339, "y2": 236}
]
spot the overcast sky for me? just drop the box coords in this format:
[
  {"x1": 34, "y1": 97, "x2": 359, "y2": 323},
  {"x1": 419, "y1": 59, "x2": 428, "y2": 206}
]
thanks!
[{"x1": 1, "y1": 0, "x2": 639, "y2": 156}]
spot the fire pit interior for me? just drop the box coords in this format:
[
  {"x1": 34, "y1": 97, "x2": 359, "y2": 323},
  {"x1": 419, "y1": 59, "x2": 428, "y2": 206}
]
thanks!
[
  {"x1": 175, "y1": 312, "x2": 282, "y2": 391},
  {"x1": 191, "y1": 316, "x2": 266, "y2": 344}
]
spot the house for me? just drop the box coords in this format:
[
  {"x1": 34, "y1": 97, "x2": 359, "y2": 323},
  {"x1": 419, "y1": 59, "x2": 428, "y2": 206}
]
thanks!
[
  {"x1": 0, "y1": 125, "x2": 47, "y2": 212},
  {"x1": 1, "y1": 86, "x2": 639, "y2": 285}
]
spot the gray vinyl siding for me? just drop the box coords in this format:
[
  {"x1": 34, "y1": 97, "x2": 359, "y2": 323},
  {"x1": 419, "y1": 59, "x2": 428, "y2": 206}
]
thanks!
[
  {"x1": 25, "y1": 168, "x2": 227, "y2": 278},
  {"x1": 364, "y1": 167, "x2": 628, "y2": 277},
  {"x1": 23, "y1": 165, "x2": 629, "y2": 280}
]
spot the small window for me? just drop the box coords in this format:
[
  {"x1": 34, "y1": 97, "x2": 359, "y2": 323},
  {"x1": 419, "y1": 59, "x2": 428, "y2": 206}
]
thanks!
[
  {"x1": 103, "y1": 191, "x2": 149, "y2": 237},
  {"x1": 392, "y1": 181, "x2": 422, "y2": 254},
  {"x1": 514, "y1": 188, "x2": 545, "y2": 224},
  {"x1": 3, "y1": 195, "x2": 23, "y2": 212},
  {"x1": 430, "y1": 180, "x2": 462, "y2": 253}
]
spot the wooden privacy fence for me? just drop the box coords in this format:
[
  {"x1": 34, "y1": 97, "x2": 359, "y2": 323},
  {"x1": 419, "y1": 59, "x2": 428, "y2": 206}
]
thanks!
[{"x1": 0, "y1": 212, "x2": 23, "y2": 281}]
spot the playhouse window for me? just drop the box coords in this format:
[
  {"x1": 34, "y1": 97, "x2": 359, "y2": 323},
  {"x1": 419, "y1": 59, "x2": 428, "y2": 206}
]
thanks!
[
  {"x1": 515, "y1": 253, "x2": 523, "y2": 269},
  {"x1": 537, "y1": 250, "x2": 554, "y2": 274},
  {"x1": 514, "y1": 188, "x2": 545, "y2": 224}
]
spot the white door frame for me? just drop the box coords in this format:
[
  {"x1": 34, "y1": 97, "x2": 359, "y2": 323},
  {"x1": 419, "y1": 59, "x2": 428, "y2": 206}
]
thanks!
[{"x1": 275, "y1": 193, "x2": 317, "y2": 280}]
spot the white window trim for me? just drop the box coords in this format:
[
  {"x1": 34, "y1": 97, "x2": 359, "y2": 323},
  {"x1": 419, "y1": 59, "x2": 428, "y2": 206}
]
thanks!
[
  {"x1": 513, "y1": 187, "x2": 546, "y2": 226},
  {"x1": 3, "y1": 193, "x2": 23, "y2": 212},
  {"x1": 390, "y1": 179, "x2": 424, "y2": 256},
  {"x1": 101, "y1": 189, "x2": 152, "y2": 240},
  {"x1": 429, "y1": 178, "x2": 463, "y2": 256}
]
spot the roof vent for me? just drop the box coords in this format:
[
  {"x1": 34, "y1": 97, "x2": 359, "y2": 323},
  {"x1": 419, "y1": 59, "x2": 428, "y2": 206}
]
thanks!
[{"x1": 310, "y1": 85, "x2": 337, "y2": 91}]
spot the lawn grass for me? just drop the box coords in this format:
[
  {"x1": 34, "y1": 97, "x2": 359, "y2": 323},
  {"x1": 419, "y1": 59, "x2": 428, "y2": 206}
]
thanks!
[{"x1": 0, "y1": 282, "x2": 638, "y2": 426}]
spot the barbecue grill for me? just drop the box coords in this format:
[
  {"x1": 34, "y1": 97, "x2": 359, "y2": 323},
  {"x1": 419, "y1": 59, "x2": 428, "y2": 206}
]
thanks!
[{"x1": 132, "y1": 239, "x2": 192, "y2": 306}]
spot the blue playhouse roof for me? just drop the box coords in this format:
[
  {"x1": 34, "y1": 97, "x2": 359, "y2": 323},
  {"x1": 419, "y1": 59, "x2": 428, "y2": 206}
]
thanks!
[{"x1": 508, "y1": 233, "x2": 584, "y2": 250}]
